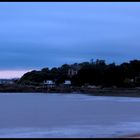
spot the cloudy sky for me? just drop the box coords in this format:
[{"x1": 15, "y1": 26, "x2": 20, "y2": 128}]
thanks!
[{"x1": 0, "y1": 2, "x2": 140, "y2": 78}]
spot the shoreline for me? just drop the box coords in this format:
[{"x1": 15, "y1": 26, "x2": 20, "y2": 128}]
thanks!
[{"x1": 0, "y1": 85, "x2": 140, "y2": 97}]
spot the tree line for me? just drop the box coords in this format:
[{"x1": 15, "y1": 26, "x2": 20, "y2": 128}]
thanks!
[{"x1": 18, "y1": 59, "x2": 140, "y2": 87}]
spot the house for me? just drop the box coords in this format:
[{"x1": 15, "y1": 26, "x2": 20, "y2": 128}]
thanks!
[
  {"x1": 43, "y1": 80, "x2": 55, "y2": 88},
  {"x1": 68, "y1": 68, "x2": 78, "y2": 77},
  {"x1": 68, "y1": 64, "x2": 81, "y2": 77},
  {"x1": 63, "y1": 80, "x2": 71, "y2": 86}
]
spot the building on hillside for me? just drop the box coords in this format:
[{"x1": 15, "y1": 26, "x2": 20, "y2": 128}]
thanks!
[
  {"x1": 68, "y1": 69, "x2": 78, "y2": 77},
  {"x1": 68, "y1": 64, "x2": 81, "y2": 77},
  {"x1": 43, "y1": 80, "x2": 55, "y2": 88},
  {"x1": 63, "y1": 80, "x2": 71, "y2": 86}
]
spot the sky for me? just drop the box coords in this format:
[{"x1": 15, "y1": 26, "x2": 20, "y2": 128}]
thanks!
[{"x1": 0, "y1": 2, "x2": 140, "y2": 78}]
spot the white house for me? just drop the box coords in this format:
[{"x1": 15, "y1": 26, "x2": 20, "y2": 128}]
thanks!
[
  {"x1": 43, "y1": 80, "x2": 55, "y2": 88},
  {"x1": 64, "y1": 80, "x2": 71, "y2": 85}
]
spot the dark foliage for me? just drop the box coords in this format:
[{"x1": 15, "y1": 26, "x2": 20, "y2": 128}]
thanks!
[{"x1": 18, "y1": 59, "x2": 140, "y2": 87}]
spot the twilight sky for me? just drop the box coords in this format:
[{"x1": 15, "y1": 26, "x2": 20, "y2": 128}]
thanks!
[{"x1": 0, "y1": 2, "x2": 140, "y2": 78}]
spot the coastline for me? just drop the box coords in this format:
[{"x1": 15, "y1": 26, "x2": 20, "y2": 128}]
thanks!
[{"x1": 0, "y1": 85, "x2": 140, "y2": 97}]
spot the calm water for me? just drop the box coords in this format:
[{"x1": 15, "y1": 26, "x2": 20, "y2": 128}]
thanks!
[{"x1": 0, "y1": 93, "x2": 140, "y2": 137}]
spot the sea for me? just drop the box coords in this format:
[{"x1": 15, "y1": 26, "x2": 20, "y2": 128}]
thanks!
[{"x1": 0, "y1": 92, "x2": 140, "y2": 138}]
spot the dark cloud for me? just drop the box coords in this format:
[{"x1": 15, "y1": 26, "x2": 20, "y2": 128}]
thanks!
[{"x1": 0, "y1": 2, "x2": 140, "y2": 71}]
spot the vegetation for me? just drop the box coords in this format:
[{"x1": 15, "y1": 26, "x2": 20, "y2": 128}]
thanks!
[{"x1": 18, "y1": 59, "x2": 140, "y2": 88}]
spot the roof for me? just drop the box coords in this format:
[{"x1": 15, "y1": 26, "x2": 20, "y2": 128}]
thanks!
[{"x1": 64, "y1": 80, "x2": 71, "y2": 85}]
